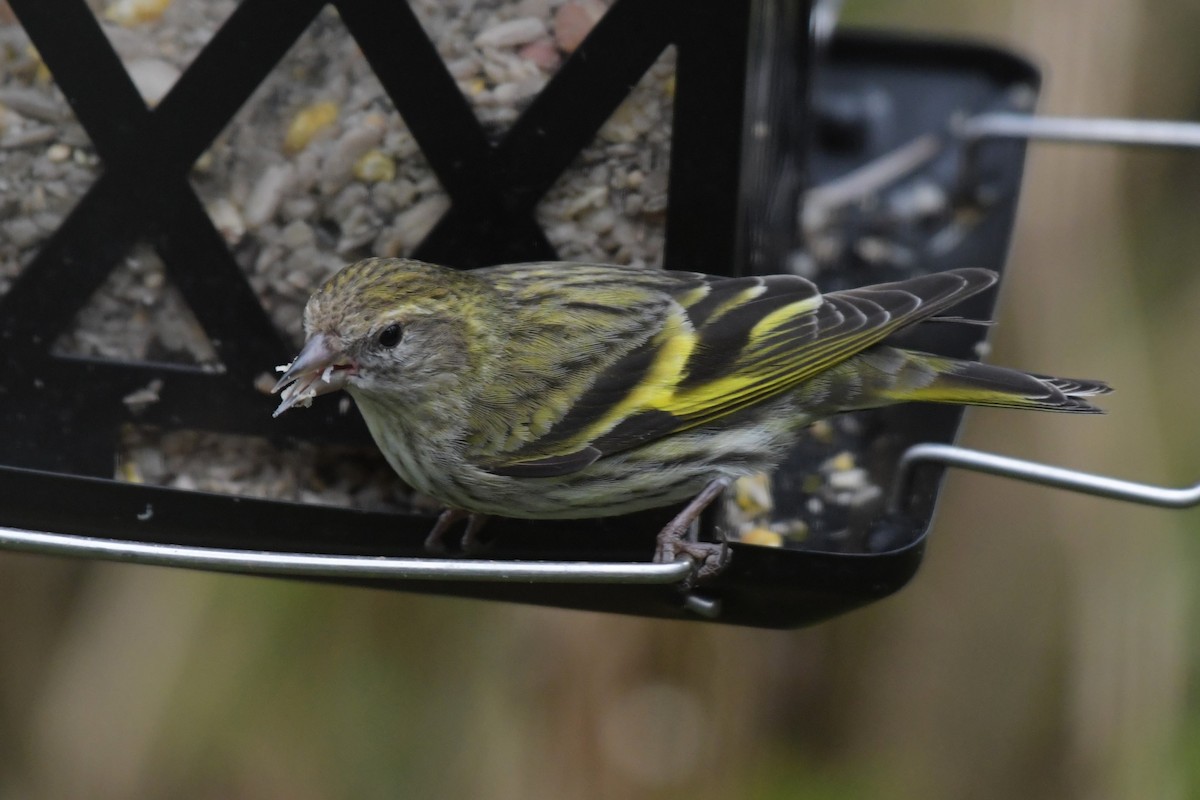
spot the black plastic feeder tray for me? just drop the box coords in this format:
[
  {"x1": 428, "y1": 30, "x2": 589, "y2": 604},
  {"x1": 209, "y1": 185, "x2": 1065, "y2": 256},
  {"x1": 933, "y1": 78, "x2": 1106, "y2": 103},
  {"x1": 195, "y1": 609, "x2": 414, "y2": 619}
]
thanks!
[{"x1": 3, "y1": 1, "x2": 1197, "y2": 628}]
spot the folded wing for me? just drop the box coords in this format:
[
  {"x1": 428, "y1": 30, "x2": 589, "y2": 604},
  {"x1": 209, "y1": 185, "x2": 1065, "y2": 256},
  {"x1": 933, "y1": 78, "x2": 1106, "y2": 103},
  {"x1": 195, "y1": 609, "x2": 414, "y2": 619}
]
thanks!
[{"x1": 484, "y1": 267, "x2": 997, "y2": 477}]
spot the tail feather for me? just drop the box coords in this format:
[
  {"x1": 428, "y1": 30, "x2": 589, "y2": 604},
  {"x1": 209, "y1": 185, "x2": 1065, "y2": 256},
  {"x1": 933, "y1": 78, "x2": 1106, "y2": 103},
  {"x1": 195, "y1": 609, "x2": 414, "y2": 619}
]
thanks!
[
  {"x1": 1028, "y1": 373, "x2": 1113, "y2": 399},
  {"x1": 880, "y1": 352, "x2": 1111, "y2": 414}
]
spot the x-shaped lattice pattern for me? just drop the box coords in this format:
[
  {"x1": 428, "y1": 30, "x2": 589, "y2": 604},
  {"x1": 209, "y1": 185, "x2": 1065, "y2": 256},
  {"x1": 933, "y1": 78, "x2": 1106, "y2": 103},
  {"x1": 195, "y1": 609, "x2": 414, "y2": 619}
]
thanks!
[{"x1": 0, "y1": 0, "x2": 751, "y2": 475}]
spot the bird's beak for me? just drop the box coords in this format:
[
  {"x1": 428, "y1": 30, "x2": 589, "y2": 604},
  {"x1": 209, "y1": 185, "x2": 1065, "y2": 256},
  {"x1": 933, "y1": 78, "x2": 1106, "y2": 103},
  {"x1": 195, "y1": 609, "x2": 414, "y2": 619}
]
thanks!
[{"x1": 271, "y1": 333, "x2": 355, "y2": 417}]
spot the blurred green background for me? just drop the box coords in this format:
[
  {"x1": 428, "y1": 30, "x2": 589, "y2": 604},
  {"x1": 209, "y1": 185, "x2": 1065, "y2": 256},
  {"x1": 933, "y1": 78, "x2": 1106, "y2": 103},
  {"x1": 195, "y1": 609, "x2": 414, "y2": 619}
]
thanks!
[{"x1": 4, "y1": 0, "x2": 1200, "y2": 797}]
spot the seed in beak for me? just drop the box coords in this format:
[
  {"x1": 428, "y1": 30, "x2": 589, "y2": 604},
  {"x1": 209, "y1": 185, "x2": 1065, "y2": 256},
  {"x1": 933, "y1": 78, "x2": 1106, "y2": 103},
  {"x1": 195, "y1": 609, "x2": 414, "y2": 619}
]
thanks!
[{"x1": 271, "y1": 334, "x2": 355, "y2": 417}]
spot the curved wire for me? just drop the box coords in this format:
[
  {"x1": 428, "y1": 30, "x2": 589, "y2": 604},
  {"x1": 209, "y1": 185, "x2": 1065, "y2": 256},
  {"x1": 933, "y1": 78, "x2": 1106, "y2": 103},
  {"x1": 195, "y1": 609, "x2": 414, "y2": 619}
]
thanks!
[
  {"x1": 960, "y1": 112, "x2": 1200, "y2": 149},
  {"x1": 0, "y1": 525, "x2": 693, "y2": 585},
  {"x1": 890, "y1": 442, "x2": 1200, "y2": 516}
]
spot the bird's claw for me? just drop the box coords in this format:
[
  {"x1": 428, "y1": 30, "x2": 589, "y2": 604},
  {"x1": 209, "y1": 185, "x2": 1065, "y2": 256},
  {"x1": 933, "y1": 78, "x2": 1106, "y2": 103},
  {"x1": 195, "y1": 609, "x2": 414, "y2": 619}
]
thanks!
[
  {"x1": 655, "y1": 529, "x2": 730, "y2": 587},
  {"x1": 424, "y1": 509, "x2": 492, "y2": 555},
  {"x1": 653, "y1": 476, "x2": 733, "y2": 586}
]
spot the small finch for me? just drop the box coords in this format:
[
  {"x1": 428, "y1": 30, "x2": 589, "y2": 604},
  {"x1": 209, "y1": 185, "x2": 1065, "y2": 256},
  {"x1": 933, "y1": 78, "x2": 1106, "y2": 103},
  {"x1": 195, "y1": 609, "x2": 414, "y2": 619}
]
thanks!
[{"x1": 273, "y1": 258, "x2": 1109, "y2": 577}]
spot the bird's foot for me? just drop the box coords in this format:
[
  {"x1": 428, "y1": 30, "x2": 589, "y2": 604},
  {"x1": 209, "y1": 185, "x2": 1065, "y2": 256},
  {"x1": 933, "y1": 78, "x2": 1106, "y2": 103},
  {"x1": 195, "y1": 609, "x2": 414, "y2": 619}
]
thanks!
[
  {"x1": 653, "y1": 476, "x2": 733, "y2": 584},
  {"x1": 424, "y1": 508, "x2": 492, "y2": 555},
  {"x1": 655, "y1": 535, "x2": 729, "y2": 584}
]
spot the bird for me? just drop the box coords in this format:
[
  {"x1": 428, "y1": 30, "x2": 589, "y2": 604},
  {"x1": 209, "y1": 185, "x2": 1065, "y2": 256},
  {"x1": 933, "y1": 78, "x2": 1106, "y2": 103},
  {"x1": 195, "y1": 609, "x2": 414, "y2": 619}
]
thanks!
[{"x1": 272, "y1": 258, "x2": 1110, "y2": 578}]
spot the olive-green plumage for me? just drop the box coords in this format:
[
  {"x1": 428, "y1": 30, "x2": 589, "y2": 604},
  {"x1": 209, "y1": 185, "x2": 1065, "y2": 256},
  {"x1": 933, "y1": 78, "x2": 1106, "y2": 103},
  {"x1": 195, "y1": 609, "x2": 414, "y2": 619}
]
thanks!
[{"x1": 273, "y1": 258, "x2": 1109, "y2": 565}]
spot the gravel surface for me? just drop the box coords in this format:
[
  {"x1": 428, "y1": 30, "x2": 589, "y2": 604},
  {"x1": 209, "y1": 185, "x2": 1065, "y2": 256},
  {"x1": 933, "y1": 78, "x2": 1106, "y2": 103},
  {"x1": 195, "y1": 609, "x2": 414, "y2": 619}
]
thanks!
[{"x1": 0, "y1": 0, "x2": 672, "y2": 342}]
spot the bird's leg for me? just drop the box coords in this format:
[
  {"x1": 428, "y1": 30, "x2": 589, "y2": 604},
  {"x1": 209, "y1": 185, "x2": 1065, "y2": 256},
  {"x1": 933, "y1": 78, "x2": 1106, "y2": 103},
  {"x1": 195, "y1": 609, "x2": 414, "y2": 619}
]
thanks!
[
  {"x1": 424, "y1": 508, "x2": 468, "y2": 552},
  {"x1": 654, "y1": 476, "x2": 733, "y2": 581},
  {"x1": 460, "y1": 513, "x2": 492, "y2": 554},
  {"x1": 423, "y1": 508, "x2": 492, "y2": 554}
]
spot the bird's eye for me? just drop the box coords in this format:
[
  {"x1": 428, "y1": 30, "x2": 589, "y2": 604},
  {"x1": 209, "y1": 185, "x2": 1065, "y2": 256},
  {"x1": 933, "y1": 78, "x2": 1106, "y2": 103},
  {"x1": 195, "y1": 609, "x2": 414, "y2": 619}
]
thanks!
[{"x1": 377, "y1": 323, "x2": 403, "y2": 348}]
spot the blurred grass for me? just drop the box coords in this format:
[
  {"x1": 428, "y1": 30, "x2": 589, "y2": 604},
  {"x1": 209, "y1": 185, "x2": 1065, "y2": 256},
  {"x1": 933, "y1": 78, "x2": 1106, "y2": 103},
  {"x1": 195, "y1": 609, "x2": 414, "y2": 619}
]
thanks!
[{"x1": 3, "y1": 1, "x2": 1200, "y2": 798}]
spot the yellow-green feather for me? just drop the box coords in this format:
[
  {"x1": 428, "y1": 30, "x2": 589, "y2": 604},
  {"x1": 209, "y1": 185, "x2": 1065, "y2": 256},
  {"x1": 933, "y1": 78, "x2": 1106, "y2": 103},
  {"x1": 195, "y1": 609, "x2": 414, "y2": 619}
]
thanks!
[{"x1": 477, "y1": 266, "x2": 1000, "y2": 473}]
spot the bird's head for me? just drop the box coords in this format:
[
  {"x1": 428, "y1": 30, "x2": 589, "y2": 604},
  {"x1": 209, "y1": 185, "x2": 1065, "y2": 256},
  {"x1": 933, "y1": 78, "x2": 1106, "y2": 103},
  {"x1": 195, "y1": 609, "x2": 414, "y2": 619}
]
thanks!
[{"x1": 272, "y1": 257, "x2": 492, "y2": 417}]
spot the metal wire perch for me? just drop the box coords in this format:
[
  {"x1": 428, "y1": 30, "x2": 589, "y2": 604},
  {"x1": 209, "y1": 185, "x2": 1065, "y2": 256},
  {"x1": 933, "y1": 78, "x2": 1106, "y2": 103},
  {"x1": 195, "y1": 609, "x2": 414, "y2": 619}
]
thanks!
[
  {"x1": 0, "y1": 526, "x2": 695, "y2": 584},
  {"x1": 890, "y1": 443, "x2": 1200, "y2": 517}
]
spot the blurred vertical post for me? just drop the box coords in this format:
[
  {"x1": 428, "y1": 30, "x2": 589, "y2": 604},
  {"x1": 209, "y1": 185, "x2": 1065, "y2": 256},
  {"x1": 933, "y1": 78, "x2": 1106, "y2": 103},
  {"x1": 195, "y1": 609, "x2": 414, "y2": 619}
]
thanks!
[
  {"x1": 737, "y1": 0, "x2": 813, "y2": 277},
  {"x1": 998, "y1": 1, "x2": 1189, "y2": 795},
  {"x1": 825, "y1": 2, "x2": 1191, "y2": 798}
]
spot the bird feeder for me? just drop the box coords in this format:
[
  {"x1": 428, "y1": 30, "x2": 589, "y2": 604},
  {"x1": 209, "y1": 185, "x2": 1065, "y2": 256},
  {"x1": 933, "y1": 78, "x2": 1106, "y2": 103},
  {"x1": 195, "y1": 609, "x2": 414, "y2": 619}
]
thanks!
[{"x1": 1, "y1": 0, "x2": 1197, "y2": 628}]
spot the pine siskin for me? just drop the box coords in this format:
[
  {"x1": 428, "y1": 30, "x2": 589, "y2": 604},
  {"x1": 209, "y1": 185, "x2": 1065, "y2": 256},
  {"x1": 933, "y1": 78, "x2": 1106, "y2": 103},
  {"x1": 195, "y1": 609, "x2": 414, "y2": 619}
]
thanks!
[{"x1": 273, "y1": 258, "x2": 1109, "y2": 576}]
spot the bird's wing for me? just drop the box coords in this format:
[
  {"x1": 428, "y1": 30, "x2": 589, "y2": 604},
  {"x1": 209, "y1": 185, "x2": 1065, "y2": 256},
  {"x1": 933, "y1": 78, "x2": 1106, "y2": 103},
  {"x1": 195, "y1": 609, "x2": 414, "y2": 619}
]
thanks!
[{"x1": 480, "y1": 267, "x2": 997, "y2": 477}]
